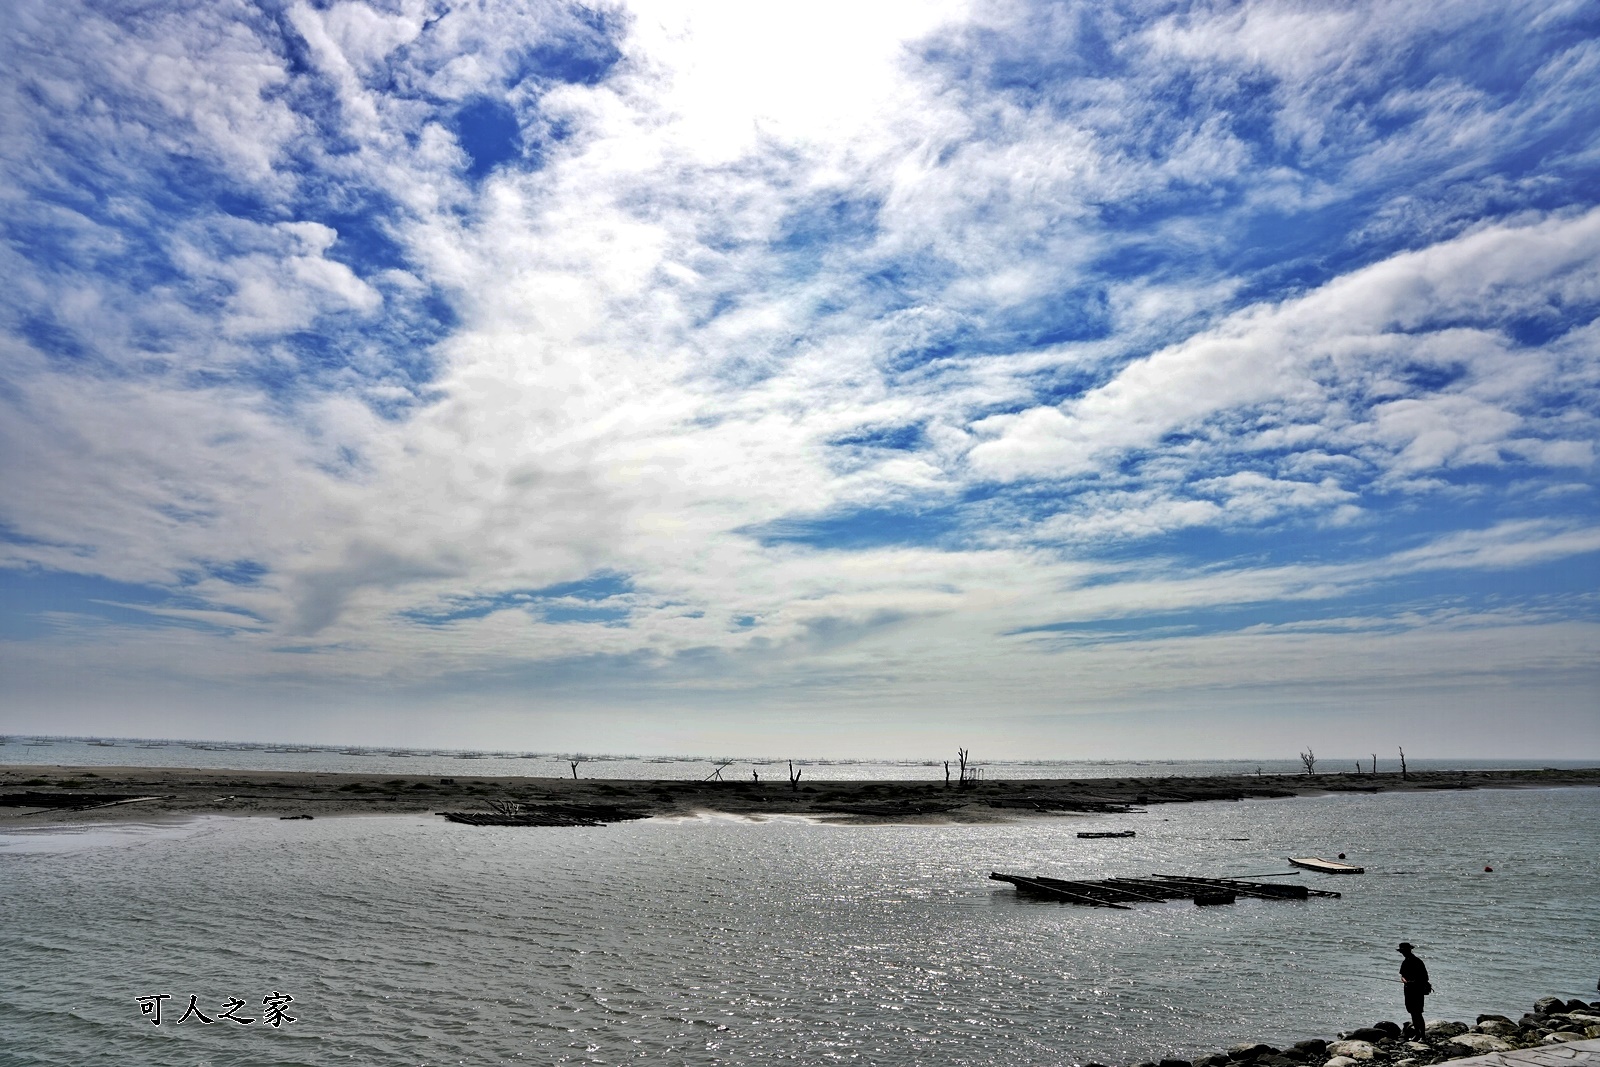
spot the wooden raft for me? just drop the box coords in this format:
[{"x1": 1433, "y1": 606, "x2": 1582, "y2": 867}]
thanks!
[
  {"x1": 438, "y1": 805, "x2": 649, "y2": 828},
  {"x1": 990, "y1": 872, "x2": 1341, "y2": 908}
]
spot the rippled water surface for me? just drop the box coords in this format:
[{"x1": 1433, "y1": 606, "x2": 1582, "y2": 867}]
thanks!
[{"x1": 3, "y1": 787, "x2": 1597, "y2": 1066}]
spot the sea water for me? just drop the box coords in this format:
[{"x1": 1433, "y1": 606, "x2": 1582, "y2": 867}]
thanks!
[
  {"x1": 2, "y1": 785, "x2": 1597, "y2": 1066},
  {"x1": 2, "y1": 735, "x2": 1591, "y2": 781}
]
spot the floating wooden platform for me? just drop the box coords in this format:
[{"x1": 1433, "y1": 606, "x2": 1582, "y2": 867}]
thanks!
[
  {"x1": 1288, "y1": 856, "x2": 1365, "y2": 874},
  {"x1": 990, "y1": 871, "x2": 1342, "y2": 907},
  {"x1": 438, "y1": 805, "x2": 649, "y2": 828},
  {"x1": 1077, "y1": 830, "x2": 1136, "y2": 838}
]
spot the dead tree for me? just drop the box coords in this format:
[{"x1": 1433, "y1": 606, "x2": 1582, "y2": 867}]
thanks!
[
  {"x1": 1371, "y1": 753, "x2": 1377, "y2": 775},
  {"x1": 788, "y1": 760, "x2": 802, "y2": 789},
  {"x1": 487, "y1": 797, "x2": 525, "y2": 818},
  {"x1": 1299, "y1": 748, "x2": 1316, "y2": 776},
  {"x1": 1398, "y1": 746, "x2": 1407, "y2": 779},
  {"x1": 957, "y1": 747, "x2": 974, "y2": 788},
  {"x1": 943, "y1": 761, "x2": 950, "y2": 785},
  {"x1": 570, "y1": 760, "x2": 581, "y2": 780}
]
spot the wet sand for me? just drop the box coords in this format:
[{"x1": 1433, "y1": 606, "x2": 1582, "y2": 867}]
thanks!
[{"x1": 2, "y1": 764, "x2": 1596, "y2": 825}]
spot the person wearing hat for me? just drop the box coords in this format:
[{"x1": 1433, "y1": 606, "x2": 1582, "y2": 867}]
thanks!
[{"x1": 1398, "y1": 942, "x2": 1431, "y2": 1038}]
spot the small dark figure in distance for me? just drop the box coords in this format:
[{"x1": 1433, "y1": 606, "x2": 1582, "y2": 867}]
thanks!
[{"x1": 1398, "y1": 942, "x2": 1431, "y2": 1038}]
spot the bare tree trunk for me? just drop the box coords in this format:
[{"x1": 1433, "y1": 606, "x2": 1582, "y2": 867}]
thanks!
[
  {"x1": 1299, "y1": 748, "x2": 1316, "y2": 776},
  {"x1": 570, "y1": 760, "x2": 580, "y2": 780},
  {"x1": 1398, "y1": 747, "x2": 1407, "y2": 779}
]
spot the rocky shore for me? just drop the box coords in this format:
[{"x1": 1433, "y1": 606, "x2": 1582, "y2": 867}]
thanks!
[{"x1": 1105, "y1": 998, "x2": 1600, "y2": 1067}]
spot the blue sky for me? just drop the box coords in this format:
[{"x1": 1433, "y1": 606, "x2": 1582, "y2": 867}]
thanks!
[{"x1": 1, "y1": 0, "x2": 1596, "y2": 758}]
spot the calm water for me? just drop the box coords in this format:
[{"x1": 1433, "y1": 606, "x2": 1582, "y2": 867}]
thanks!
[
  {"x1": 1, "y1": 735, "x2": 1591, "y2": 781},
  {"x1": 2, "y1": 786, "x2": 1597, "y2": 1066}
]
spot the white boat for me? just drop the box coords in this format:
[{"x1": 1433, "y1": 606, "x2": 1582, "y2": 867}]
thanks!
[{"x1": 1288, "y1": 856, "x2": 1365, "y2": 874}]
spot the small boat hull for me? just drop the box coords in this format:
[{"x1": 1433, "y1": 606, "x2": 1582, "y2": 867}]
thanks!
[{"x1": 1288, "y1": 856, "x2": 1364, "y2": 874}]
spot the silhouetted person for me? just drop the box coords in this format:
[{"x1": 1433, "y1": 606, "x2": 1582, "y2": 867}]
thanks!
[{"x1": 1398, "y1": 942, "x2": 1430, "y2": 1038}]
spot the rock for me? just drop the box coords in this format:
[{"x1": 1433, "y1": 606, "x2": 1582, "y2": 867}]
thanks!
[
  {"x1": 1372, "y1": 1022, "x2": 1402, "y2": 1039},
  {"x1": 1293, "y1": 1040, "x2": 1328, "y2": 1057},
  {"x1": 1474, "y1": 1020, "x2": 1516, "y2": 1035},
  {"x1": 1543, "y1": 1032, "x2": 1587, "y2": 1044},
  {"x1": 1426, "y1": 1021, "x2": 1469, "y2": 1038},
  {"x1": 1326, "y1": 1041, "x2": 1377, "y2": 1060},
  {"x1": 1348, "y1": 1029, "x2": 1390, "y2": 1044},
  {"x1": 1476, "y1": 1015, "x2": 1513, "y2": 1026},
  {"x1": 1230, "y1": 1044, "x2": 1277, "y2": 1061},
  {"x1": 1323, "y1": 1057, "x2": 1358, "y2": 1067},
  {"x1": 1565, "y1": 1013, "x2": 1600, "y2": 1025},
  {"x1": 1160, "y1": 1059, "x2": 1192, "y2": 1067},
  {"x1": 1449, "y1": 1035, "x2": 1514, "y2": 1053},
  {"x1": 1405, "y1": 1042, "x2": 1431, "y2": 1052},
  {"x1": 1259, "y1": 1055, "x2": 1296, "y2": 1067},
  {"x1": 1535, "y1": 998, "x2": 1567, "y2": 1016},
  {"x1": 1567, "y1": 1000, "x2": 1592, "y2": 1013},
  {"x1": 1195, "y1": 1055, "x2": 1232, "y2": 1067}
]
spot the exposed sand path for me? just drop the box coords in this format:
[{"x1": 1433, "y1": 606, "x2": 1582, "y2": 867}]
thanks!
[{"x1": 3, "y1": 764, "x2": 1595, "y2": 825}]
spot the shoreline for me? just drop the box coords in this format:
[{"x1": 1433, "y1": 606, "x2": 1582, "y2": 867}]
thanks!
[{"x1": 3, "y1": 764, "x2": 1596, "y2": 824}]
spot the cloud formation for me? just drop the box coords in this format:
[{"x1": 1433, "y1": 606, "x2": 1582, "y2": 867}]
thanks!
[{"x1": 1, "y1": 0, "x2": 1596, "y2": 755}]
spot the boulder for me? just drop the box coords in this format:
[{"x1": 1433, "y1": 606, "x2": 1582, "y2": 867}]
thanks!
[
  {"x1": 1230, "y1": 1044, "x2": 1277, "y2": 1061},
  {"x1": 1474, "y1": 1020, "x2": 1516, "y2": 1035},
  {"x1": 1292, "y1": 1040, "x2": 1328, "y2": 1058},
  {"x1": 1347, "y1": 1029, "x2": 1390, "y2": 1044},
  {"x1": 1405, "y1": 1042, "x2": 1431, "y2": 1052},
  {"x1": 1567, "y1": 1000, "x2": 1593, "y2": 1013},
  {"x1": 1326, "y1": 1041, "x2": 1377, "y2": 1060},
  {"x1": 1426, "y1": 1021, "x2": 1469, "y2": 1038},
  {"x1": 1449, "y1": 1035, "x2": 1514, "y2": 1053},
  {"x1": 1543, "y1": 1032, "x2": 1587, "y2": 1044},
  {"x1": 1535, "y1": 998, "x2": 1567, "y2": 1016},
  {"x1": 1372, "y1": 1022, "x2": 1402, "y2": 1039},
  {"x1": 1195, "y1": 1055, "x2": 1232, "y2": 1067},
  {"x1": 1476, "y1": 1015, "x2": 1513, "y2": 1026},
  {"x1": 1159, "y1": 1059, "x2": 1192, "y2": 1067},
  {"x1": 1323, "y1": 1057, "x2": 1358, "y2": 1067},
  {"x1": 1565, "y1": 1013, "x2": 1600, "y2": 1025}
]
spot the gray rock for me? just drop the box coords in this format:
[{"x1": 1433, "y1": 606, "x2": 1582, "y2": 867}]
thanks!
[
  {"x1": 1566, "y1": 1000, "x2": 1592, "y2": 1013},
  {"x1": 1347, "y1": 1029, "x2": 1389, "y2": 1044},
  {"x1": 1474, "y1": 1020, "x2": 1516, "y2": 1035},
  {"x1": 1159, "y1": 1059, "x2": 1192, "y2": 1067},
  {"x1": 1373, "y1": 1022, "x2": 1403, "y2": 1039},
  {"x1": 1323, "y1": 1057, "x2": 1359, "y2": 1067},
  {"x1": 1293, "y1": 1041, "x2": 1329, "y2": 1057},
  {"x1": 1426, "y1": 1021, "x2": 1469, "y2": 1038},
  {"x1": 1326, "y1": 1041, "x2": 1377, "y2": 1060},
  {"x1": 1476, "y1": 1015, "x2": 1514, "y2": 1026},
  {"x1": 1543, "y1": 1032, "x2": 1587, "y2": 1044},
  {"x1": 1449, "y1": 1034, "x2": 1514, "y2": 1053},
  {"x1": 1535, "y1": 998, "x2": 1567, "y2": 1015},
  {"x1": 1195, "y1": 1055, "x2": 1232, "y2": 1067},
  {"x1": 1405, "y1": 1042, "x2": 1431, "y2": 1052}
]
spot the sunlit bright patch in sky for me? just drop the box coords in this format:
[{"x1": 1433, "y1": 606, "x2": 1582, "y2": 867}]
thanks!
[{"x1": 1, "y1": 0, "x2": 1596, "y2": 757}]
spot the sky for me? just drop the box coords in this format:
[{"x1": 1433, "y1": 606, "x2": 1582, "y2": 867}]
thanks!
[{"x1": 1, "y1": 0, "x2": 1597, "y2": 759}]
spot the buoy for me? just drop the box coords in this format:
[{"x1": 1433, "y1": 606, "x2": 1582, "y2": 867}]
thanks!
[
  {"x1": 1337, "y1": 853, "x2": 1347, "y2": 860},
  {"x1": 1484, "y1": 865, "x2": 1493, "y2": 872}
]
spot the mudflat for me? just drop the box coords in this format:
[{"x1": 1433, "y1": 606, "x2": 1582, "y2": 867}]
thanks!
[{"x1": 3, "y1": 764, "x2": 1596, "y2": 825}]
